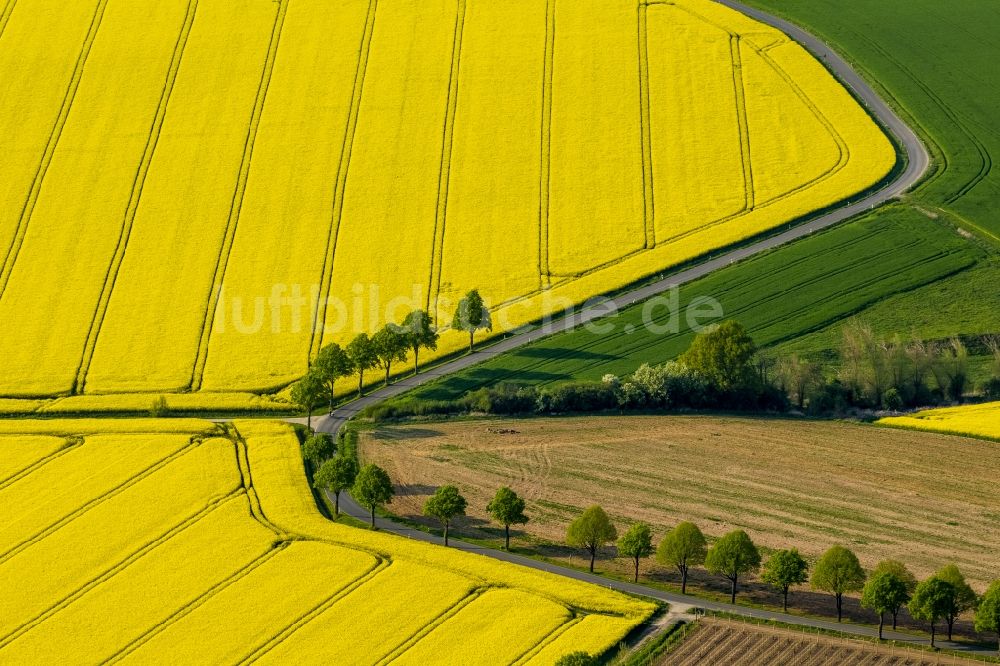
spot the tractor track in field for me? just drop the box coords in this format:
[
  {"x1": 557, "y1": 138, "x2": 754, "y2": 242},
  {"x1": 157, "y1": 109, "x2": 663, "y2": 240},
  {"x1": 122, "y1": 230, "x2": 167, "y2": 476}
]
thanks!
[{"x1": 299, "y1": 0, "x2": 954, "y2": 653}]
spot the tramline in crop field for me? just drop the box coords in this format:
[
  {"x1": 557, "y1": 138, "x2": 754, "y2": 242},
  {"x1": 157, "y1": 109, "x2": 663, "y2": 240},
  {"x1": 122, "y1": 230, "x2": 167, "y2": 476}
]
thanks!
[
  {"x1": 0, "y1": 419, "x2": 653, "y2": 662},
  {"x1": 0, "y1": 0, "x2": 893, "y2": 411}
]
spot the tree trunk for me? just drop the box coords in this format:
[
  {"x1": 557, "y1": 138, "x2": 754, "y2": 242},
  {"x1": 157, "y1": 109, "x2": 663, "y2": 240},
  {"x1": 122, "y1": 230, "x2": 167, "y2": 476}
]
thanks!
[
  {"x1": 730, "y1": 576, "x2": 738, "y2": 604},
  {"x1": 384, "y1": 363, "x2": 391, "y2": 386},
  {"x1": 589, "y1": 547, "x2": 596, "y2": 573},
  {"x1": 782, "y1": 587, "x2": 789, "y2": 612},
  {"x1": 469, "y1": 330, "x2": 474, "y2": 353},
  {"x1": 892, "y1": 610, "x2": 898, "y2": 631},
  {"x1": 947, "y1": 617, "x2": 954, "y2": 641},
  {"x1": 370, "y1": 505, "x2": 375, "y2": 528},
  {"x1": 633, "y1": 557, "x2": 640, "y2": 583},
  {"x1": 930, "y1": 622, "x2": 936, "y2": 648},
  {"x1": 306, "y1": 409, "x2": 311, "y2": 431},
  {"x1": 358, "y1": 370, "x2": 364, "y2": 398},
  {"x1": 329, "y1": 386, "x2": 335, "y2": 413},
  {"x1": 504, "y1": 524, "x2": 510, "y2": 550},
  {"x1": 680, "y1": 566, "x2": 688, "y2": 595},
  {"x1": 443, "y1": 521, "x2": 449, "y2": 546},
  {"x1": 836, "y1": 593, "x2": 843, "y2": 622},
  {"x1": 413, "y1": 348, "x2": 419, "y2": 375},
  {"x1": 334, "y1": 491, "x2": 340, "y2": 516},
  {"x1": 878, "y1": 613, "x2": 884, "y2": 640}
]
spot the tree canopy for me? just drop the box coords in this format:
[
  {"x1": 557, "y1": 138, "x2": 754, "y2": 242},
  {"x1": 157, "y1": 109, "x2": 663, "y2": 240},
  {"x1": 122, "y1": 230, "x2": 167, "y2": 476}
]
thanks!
[
  {"x1": 617, "y1": 522, "x2": 654, "y2": 583},
  {"x1": 401, "y1": 309, "x2": 438, "y2": 375},
  {"x1": 313, "y1": 455, "x2": 358, "y2": 516},
  {"x1": 811, "y1": 546, "x2": 866, "y2": 622},
  {"x1": 290, "y1": 370, "x2": 325, "y2": 429},
  {"x1": 486, "y1": 486, "x2": 528, "y2": 550},
  {"x1": 452, "y1": 289, "x2": 492, "y2": 352},
  {"x1": 761, "y1": 548, "x2": 809, "y2": 612},
  {"x1": 371, "y1": 324, "x2": 408, "y2": 386},
  {"x1": 423, "y1": 485, "x2": 467, "y2": 546},
  {"x1": 975, "y1": 580, "x2": 1000, "y2": 654},
  {"x1": 302, "y1": 432, "x2": 335, "y2": 465},
  {"x1": 909, "y1": 577, "x2": 955, "y2": 647},
  {"x1": 861, "y1": 570, "x2": 910, "y2": 639},
  {"x1": 680, "y1": 320, "x2": 757, "y2": 391},
  {"x1": 352, "y1": 463, "x2": 393, "y2": 527},
  {"x1": 313, "y1": 342, "x2": 353, "y2": 410},
  {"x1": 346, "y1": 332, "x2": 378, "y2": 397},
  {"x1": 705, "y1": 529, "x2": 761, "y2": 603},
  {"x1": 567, "y1": 505, "x2": 617, "y2": 573},
  {"x1": 656, "y1": 521, "x2": 707, "y2": 594},
  {"x1": 936, "y1": 564, "x2": 978, "y2": 641}
]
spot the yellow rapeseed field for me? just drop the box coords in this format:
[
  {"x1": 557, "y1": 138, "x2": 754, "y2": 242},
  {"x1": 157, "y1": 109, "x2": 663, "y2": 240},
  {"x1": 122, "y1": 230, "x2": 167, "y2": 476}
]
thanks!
[
  {"x1": 0, "y1": 0, "x2": 894, "y2": 408},
  {"x1": 878, "y1": 401, "x2": 1000, "y2": 440},
  {"x1": 0, "y1": 419, "x2": 653, "y2": 662}
]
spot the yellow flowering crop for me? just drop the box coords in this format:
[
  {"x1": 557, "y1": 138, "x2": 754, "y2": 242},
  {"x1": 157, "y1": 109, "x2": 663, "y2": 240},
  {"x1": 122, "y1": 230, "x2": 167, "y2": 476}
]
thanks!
[
  {"x1": 878, "y1": 402, "x2": 1000, "y2": 441},
  {"x1": 0, "y1": 419, "x2": 653, "y2": 662},
  {"x1": 0, "y1": 0, "x2": 893, "y2": 408}
]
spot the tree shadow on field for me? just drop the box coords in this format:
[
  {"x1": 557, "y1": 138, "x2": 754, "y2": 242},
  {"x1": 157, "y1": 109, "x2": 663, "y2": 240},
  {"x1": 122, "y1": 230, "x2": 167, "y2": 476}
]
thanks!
[
  {"x1": 511, "y1": 347, "x2": 618, "y2": 362},
  {"x1": 392, "y1": 483, "x2": 438, "y2": 497}
]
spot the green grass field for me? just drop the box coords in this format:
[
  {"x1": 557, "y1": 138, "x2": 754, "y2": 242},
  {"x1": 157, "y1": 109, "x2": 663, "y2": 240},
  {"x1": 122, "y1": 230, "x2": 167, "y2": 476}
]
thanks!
[
  {"x1": 407, "y1": 212, "x2": 984, "y2": 401},
  {"x1": 399, "y1": 1, "x2": 1000, "y2": 403}
]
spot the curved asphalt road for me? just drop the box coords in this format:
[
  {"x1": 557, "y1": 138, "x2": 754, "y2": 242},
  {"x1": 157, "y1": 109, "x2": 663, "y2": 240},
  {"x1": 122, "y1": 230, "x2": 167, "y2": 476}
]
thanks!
[
  {"x1": 304, "y1": 0, "x2": 973, "y2": 655},
  {"x1": 311, "y1": 0, "x2": 930, "y2": 438}
]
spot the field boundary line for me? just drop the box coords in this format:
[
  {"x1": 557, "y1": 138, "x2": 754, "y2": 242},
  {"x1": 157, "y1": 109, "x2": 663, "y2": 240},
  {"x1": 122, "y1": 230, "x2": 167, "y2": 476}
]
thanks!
[
  {"x1": 189, "y1": 0, "x2": 288, "y2": 390},
  {"x1": 427, "y1": 0, "x2": 468, "y2": 319},
  {"x1": 104, "y1": 529, "x2": 285, "y2": 663},
  {"x1": 236, "y1": 558, "x2": 390, "y2": 664},
  {"x1": 229, "y1": 425, "x2": 282, "y2": 534},
  {"x1": 537, "y1": 0, "x2": 556, "y2": 288},
  {"x1": 730, "y1": 35, "x2": 756, "y2": 211},
  {"x1": 0, "y1": 438, "x2": 201, "y2": 564},
  {"x1": 0, "y1": 436, "x2": 80, "y2": 490},
  {"x1": 0, "y1": 0, "x2": 109, "y2": 298},
  {"x1": 0, "y1": 490, "x2": 243, "y2": 648},
  {"x1": 637, "y1": 2, "x2": 655, "y2": 248},
  {"x1": 309, "y1": 0, "x2": 380, "y2": 360},
  {"x1": 0, "y1": 0, "x2": 17, "y2": 40},
  {"x1": 376, "y1": 586, "x2": 489, "y2": 665},
  {"x1": 73, "y1": 0, "x2": 200, "y2": 394},
  {"x1": 511, "y1": 614, "x2": 581, "y2": 665}
]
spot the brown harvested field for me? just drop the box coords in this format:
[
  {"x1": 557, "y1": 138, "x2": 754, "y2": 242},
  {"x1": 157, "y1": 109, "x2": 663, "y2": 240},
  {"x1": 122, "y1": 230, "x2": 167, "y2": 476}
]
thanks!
[
  {"x1": 658, "y1": 619, "x2": 982, "y2": 665},
  {"x1": 359, "y1": 415, "x2": 1000, "y2": 587}
]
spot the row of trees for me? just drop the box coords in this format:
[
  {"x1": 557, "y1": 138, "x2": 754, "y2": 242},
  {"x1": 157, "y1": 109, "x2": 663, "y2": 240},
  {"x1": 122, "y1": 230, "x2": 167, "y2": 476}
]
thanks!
[
  {"x1": 304, "y1": 434, "x2": 1000, "y2": 653},
  {"x1": 562, "y1": 509, "x2": 1000, "y2": 649},
  {"x1": 292, "y1": 290, "x2": 491, "y2": 426}
]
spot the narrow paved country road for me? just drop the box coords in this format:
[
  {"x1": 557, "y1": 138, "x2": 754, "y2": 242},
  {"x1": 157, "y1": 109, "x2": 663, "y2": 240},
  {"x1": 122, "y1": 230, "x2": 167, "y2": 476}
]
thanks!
[
  {"x1": 302, "y1": 0, "x2": 966, "y2": 655},
  {"x1": 311, "y1": 0, "x2": 929, "y2": 437}
]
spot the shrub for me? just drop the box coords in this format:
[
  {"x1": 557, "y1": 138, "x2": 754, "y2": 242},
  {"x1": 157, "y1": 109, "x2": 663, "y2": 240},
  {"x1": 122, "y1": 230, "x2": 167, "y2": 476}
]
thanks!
[
  {"x1": 983, "y1": 377, "x2": 1000, "y2": 400},
  {"x1": 883, "y1": 387, "x2": 904, "y2": 411},
  {"x1": 149, "y1": 396, "x2": 169, "y2": 418},
  {"x1": 537, "y1": 382, "x2": 617, "y2": 414}
]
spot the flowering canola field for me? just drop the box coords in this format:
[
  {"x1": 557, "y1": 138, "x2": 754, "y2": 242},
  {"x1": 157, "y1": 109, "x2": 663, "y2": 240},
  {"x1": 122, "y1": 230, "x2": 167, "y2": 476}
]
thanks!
[
  {"x1": 878, "y1": 401, "x2": 1000, "y2": 441},
  {"x1": 0, "y1": 0, "x2": 894, "y2": 409},
  {"x1": 0, "y1": 419, "x2": 654, "y2": 663}
]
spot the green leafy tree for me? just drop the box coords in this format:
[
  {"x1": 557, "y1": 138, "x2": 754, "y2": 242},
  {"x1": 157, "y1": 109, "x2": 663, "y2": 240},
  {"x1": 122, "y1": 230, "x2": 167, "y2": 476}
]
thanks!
[
  {"x1": 862, "y1": 570, "x2": 910, "y2": 639},
  {"x1": 761, "y1": 548, "x2": 809, "y2": 612},
  {"x1": 401, "y1": 309, "x2": 438, "y2": 375},
  {"x1": 617, "y1": 522, "x2": 655, "y2": 583},
  {"x1": 566, "y1": 505, "x2": 617, "y2": 573},
  {"x1": 872, "y1": 560, "x2": 917, "y2": 629},
  {"x1": 302, "y1": 432, "x2": 335, "y2": 466},
  {"x1": 705, "y1": 529, "x2": 761, "y2": 604},
  {"x1": 485, "y1": 486, "x2": 528, "y2": 550},
  {"x1": 554, "y1": 653, "x2": 598, "y2": 666},
  {"x1": 656, "y1": 521, "x2": 707, "y2": 594},
  {"x1": 936, "y1": 564, "x2": 978, "y2": 641},
  {"x1": 290, "y1": 370, "x2": 325, "y2": 430},
  {"x1": 313, "y1": 342, "x2": 353, "y2": 411},
  {"x1": 313, "y1": 456, "x2": 358, "y2": 516},
  {"x1": 423, "y1": 485, "x2": 467, "y2": 546},
  {"x1": 372, "y1": 324, "x2": 408, "y2": 386},
  {"x1": 811, "y1": 546, "x2": 866, "y2": 622},
  {"x1": 452, "y1": 289, "x2": 491, "y2": 352},
  {"x1": 352, "y1": 463, "x2": 393, "y2": 527},
  {"x1": 680, "y1": 320, "x2": 757, "y2": 391},
  {"x1": 975, "y1": 580, "x2": 1000, "y2": 655},
  {"x1": 909, "y1": 577, "x2": 955, "y2": 647},
  {"x1": 345, "y1": 332, "x2": 378, "y2": 397}
]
